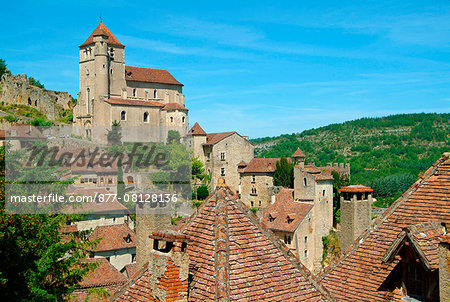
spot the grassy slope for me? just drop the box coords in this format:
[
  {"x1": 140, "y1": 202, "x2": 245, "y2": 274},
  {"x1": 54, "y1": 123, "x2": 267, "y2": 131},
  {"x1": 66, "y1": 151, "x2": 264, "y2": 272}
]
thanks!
[{"x1": 253, "y1": 113, "x2": 450, "y2": 196}]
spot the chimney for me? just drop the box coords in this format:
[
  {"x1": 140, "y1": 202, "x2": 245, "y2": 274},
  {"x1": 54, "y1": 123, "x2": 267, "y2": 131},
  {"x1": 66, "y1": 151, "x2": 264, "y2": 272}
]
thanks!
[
  {"x1": 338, "y1": 185, "x2": 373, "y2": 252},
  {"x1": 148, "y1": 230, "x2": 190, "y2": 302},
  {"x1": 440, "y1": 234, "x2": 450, "y2": 301},
  {"x1": 136, "y1": 202, "x2": 171, "y2": 269}
]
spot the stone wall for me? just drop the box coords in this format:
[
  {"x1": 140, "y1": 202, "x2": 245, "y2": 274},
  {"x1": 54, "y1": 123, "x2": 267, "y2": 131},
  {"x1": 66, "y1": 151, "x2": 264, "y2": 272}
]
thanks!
[
  {"x1": 0, "y1": 72, "x2": 72, "y2": 121},
  {"x1": 439, "y1": 241, "x2": 450, "y2": 301},
  {"x1": 240, "y1": 172, "x2": 274, "y2": 209}
]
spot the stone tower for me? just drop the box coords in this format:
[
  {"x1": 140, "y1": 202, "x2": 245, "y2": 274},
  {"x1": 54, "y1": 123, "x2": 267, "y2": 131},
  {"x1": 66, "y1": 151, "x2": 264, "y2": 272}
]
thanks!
[{"x1": 339, "y1": 185, "x2": 373, "y2": 253}]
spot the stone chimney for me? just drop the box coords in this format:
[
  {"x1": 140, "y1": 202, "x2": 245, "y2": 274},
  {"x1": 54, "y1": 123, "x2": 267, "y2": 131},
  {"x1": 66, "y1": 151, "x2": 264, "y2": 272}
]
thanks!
[
  {"x1": 439, "y1": 234, "x2": 450, "y2": 301},
  {"x1": 136, "y1": 202, "x2": 172, "y2": 269},
  {"x1": 338, "y1": 185, "x2": 373, "y2": 252},
  {"x1": 147, "y1": 230, "x2": 190, "y2": 302}
]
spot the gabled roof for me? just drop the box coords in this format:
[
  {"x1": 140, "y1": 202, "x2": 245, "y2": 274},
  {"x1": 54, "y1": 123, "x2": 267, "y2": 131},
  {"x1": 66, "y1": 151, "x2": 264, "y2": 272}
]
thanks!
[
  {"x1": 80, "y1": 22, "x2": 124, "y2": 48},
  {"x1": 262, "y1": 189, "x2": 313, "y2": 233},
  {"x1": 382, "y1": 222, "x2": 444, "y2": 271},
  {"x1": 122, "y1": 263, "x2": 138, "y2": 279},
  {"x1": 125, "y1": 65, "x2": 183, "y2": 86},
  {"x1": 204, "y1": 131, "x2": 236, "y2": 146},
  {"x1": 188, "y1": 122, "x2": 207, "y2": 136},
  {"x1": 162, "y1": 103, "x2": 188, "y2": 111},
  {"x1": 78, "y1": 258, "x2": 127, "y2": 288},
  {"x1": 318, "y1": 152, "x2": 450, "y2": 301},
  {"x1": 292, "y1": 147, "x2": 306, "y2": 158},
  {"x1": 242, "y1": 158, "x2": 288, "y2": 173},
  {"x1": 89, "y1": 224, "x2": 136, "y2": 252},
  {"x1": 180, "y1": 186, "x2": 333, "y2": 301}
]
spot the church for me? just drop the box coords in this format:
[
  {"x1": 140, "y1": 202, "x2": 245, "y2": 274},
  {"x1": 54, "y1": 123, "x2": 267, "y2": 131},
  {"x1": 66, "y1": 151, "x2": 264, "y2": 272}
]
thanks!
[{"x1": 73, "y1": 22, "x2": 188, "y2": 143}]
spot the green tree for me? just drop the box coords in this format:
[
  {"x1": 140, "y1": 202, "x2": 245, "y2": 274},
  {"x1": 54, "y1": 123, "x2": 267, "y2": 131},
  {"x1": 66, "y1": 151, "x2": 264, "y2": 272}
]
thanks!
[
  {"x1": 196, "y1": 185, "x2": 209, "y2": 200},
  {"x1": 28, "y1": 77, "x2": 45, "y2": 89},
  {"x1": 0, "y1": 58, "x2": 9, "y2": 78},
  {"x1": 167, "y1": 130, "x2": 180, "y2": 145},
  {"x1": 273, "y1": 157, "x2": 294, "y2": 188}
]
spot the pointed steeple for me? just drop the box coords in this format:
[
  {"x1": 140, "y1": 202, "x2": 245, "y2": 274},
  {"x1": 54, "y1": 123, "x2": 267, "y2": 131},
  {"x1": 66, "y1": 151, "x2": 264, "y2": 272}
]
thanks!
[
  {"x1": 292, "y1": 147, "x2": 306, "y2": 159},
  {"x1": 80, "y1": 22, "x2": 124, "y2": 48},
  {"x1": 188, "y1": 122, "x2": 207, "y2": 136}
]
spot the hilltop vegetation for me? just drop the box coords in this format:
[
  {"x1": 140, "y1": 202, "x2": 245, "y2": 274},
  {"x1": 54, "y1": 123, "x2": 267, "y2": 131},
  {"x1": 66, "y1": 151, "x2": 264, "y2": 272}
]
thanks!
[{"x1": 253, "y1": 113, "x2": 450, "y2": 205}]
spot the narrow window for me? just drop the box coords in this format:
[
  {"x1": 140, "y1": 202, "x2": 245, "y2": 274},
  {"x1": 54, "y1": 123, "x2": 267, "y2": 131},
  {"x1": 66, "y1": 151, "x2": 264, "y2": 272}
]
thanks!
[
  {"x1": 170, "y1": 116, "x2": 174, "y2": 123},
  {"x1": 132, "y1": 88, "x2": 137, "y2": 97},
  {"x1": 182, "y1": 116, "x2": 185, "y2": 123},
  {"x1": 221, "y1": 167, "x2": 225, "y2": 176},
  {"x1": 305, "y1": 236, "x2": 308, "y2": 244},
  {"x1": 144, "y1": 112, "x2": 149, "y2": 123},
  {"x1": 154, "y1": 89, "x2": 157, "y2": 98},
  {"x1": 251, "y1": 201, "x2": 254, "y2": 207},
  {"x1": 303, "y1": 177, "x2": 307, "y2": 186},
  {"x1": 304, "y1": 250, "x2": 308, "y2": 258},
  {"x1": 28, "y1": 98, "x2": 32, "y2": 106},
  {"x1": 252, "y1": 175, "x2": 256, "y2": 182},
  {"x1": 323, "y1": 189, "x2": 326, "y2": 196},
  {"x1": 258, "y1": 200, "x2": 262, "y2": 207},
  {"x1": 121, "y1": 111, "x2": 126, "y2": 121},
  {"x1": 220, "y1": 152, "x2": 225, "y2": 160}
]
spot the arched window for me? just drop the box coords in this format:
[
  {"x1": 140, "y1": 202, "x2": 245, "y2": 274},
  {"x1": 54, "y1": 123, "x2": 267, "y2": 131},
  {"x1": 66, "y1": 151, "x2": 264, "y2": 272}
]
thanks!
[
  {"x1": 143, "y1": 112, "x2": 149, "y2": 123},
  {"x1": 182, "y1": 116, "x2": 185, "y2": 123},
  {"x1": 153, "y1": 89, "x2": 157, "y2": 98},
  {"x1": 132, "y1": 88, "x2": 136, "y2": 97},
  {"x1": 28, "y1": 98, "x2": 32, "y2": 106},
  {"x1": 86, "y1": 88, "x2": 91, "y2": 114},
  {"x1": 121, "y1": 111, "x2": 126, "y2": 121}
]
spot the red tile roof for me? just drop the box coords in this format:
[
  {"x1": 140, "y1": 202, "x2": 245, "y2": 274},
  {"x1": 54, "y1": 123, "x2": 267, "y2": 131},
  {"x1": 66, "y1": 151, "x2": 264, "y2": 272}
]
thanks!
[
  {"x1": 262, "y1": 189, "x2": 313, "y2": 232},
  {"x1": 125, "y1": 65, "x2": 183, "y2": 86},
  {"x1": 80, "y1": 22, "x2": 124, "y2": 48},
  {"x1": 339, "y1": 185, "x2": 373, "y2": 193},
  {"x1": 122, "y1": 263, "x2": 138, "y2": 279},
  {"x1": 298, "y1": 165, "x2": 334, "y2": 181},
  {"x1": 105, "y1": 98, "x2": 164, "y2": 107},
  {"x1": 318, "y1": 152, "x2": 450, "y2": 301},
  {"x1": 242, "y1": 158, "x2": 289, "y2": 173},
  {"x1": 162, "y1": 103, "x2": 188, "y2": 111},
  {"x1": 180, "y1": 186, "x2": 333, "y2": 301},
  {"x1": 204, "y1": 131, "x2": 236, "y2": 146},
  {"x1": 89, "y1": 224, "x2": 136, "y2": 252},
  {"x1": 79, "y1": 258, "x2": 127, "y2": 288},
  {"x1": 292, "y1": 147, "x2": 306, "y2": 158},
  {"x1": 188, "y1": 122, "x2": 207, "y2": 136}
]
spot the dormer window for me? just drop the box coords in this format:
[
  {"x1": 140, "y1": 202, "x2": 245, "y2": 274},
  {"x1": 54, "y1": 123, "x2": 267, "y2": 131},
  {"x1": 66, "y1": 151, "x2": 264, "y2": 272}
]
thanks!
[
  {"x1": 124, "y1": 233, "x2": 132, "y2": 243},
  {"x1": 286, "y1": 214, "x2": 295, "y2": 224},
  {"x1": 269, "y1": 214, "x2": 276, "y2": 222}
]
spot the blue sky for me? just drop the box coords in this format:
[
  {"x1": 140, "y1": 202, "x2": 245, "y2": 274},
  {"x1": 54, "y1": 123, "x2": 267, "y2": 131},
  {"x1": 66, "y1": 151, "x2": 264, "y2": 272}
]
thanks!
[{"x1": 1, "y1": 1, "x2": 449, "y2": 138}]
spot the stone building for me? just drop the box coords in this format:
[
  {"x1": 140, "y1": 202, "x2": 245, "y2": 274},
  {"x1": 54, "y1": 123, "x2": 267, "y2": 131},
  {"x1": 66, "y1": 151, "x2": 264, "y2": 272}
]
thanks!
[
  {"x1": 318, "y1": 152, "x2": 450, "y2": 301},
  {"x1": 186, "y1": 122, "x2": 253, "y2": 193},
  {"x1": 73, "y1": 22, "x2": 188, "y2": 143},
  {"x1": 113, "y1": 182, "x2": 334, "y2": 301},
  {"x1": 338, "y1": 185, "x2": 373, "y2": 252},
  {"x1": 0, "y1": 72, "x2": 72, "y2": 121},
  {"x1": 293, "y1": 164, "x2": 334, "y2": 272},
  {"x1": 238, "y1": 157, "x2": 287, "y2": 210}
]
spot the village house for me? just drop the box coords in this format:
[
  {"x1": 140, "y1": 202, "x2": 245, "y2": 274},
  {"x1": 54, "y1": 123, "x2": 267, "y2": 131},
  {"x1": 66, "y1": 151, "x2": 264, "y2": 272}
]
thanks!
[
  {"x1": 186, "y1": 122, "x2": 253, "y2": 194},
  {"x1": 112, "y1": 180, "x2": 335, "y2": 301},
  {"x1": 73, "y1": 22, "x2": 188, "y2": 143},
  {"x1": 318, "y1": 152, "x2": 450, "y2": 301}
]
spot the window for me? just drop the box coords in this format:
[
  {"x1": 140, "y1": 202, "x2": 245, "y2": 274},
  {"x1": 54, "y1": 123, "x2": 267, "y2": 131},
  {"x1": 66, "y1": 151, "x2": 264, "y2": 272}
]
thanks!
[
  {"x1": 132, "y1": 254, "x2": 136, "y2": 263},
  {"x1": 121, "y1": 111, "x2": 126, "y2": 121},
  {"x1": 220, "y1": 152, "x2": 225, "y2": 161},
  {"x1": 86, "y1": 68, "x2": 89, "y2": 76},
  {"x1": 284, "y1": 235, "x2": 292, "y2": 245},
  {"x1": 304, "y1": 250, "x2": 308, "y2": 258},
  {"x1": 323, "y1": 189, "x2": 326, "y2": 196},
  {"x1": 221, "y1": 168, "x2": 225, "y2": 176},
  {"x1": 132, "y1": 88, "x2": 137, "y2": 97},
  {"x1": 252, "y1": 175, "x2": 256, "y2": 183},
  {"x1": 153, "y1": 89, "x2": 157, "y2": 98},
  {"x1": 28, "y1": 98, "x2": 32, "y2": 106},
  {"x1": 124, "y1": 233, "x2": 132, "y2": 243},
  {"x1": 269, "y1": 215, "x2": 276, "y2": 222},
  {"x1": 304, "y1": 236, "x2": 308, "y2": 244},
  {"x1": 170, "y1": 116, "x2": 174, "y2": 123},
  {"x1": 286, "y1": 216, "x2": 294, "y2": 224},
  {"x1": 250, "y1": 201, "x2": 254, "y2": 207},
  {"x1": 303, "y1": 177, "x2": 307, "y2": 186},
  {"x1": 258, "y1": 200, "x2": 262, "y2": 207},
  {"x1": 143, "y1": 112, "x2": 149, "y2": 123},
  {"x1": 182, "y1": 116, "x2": 185, "y2": 123},
  {"x1": 251, "y1": 187, "x2": 257, "y2": 195},
  {"x1": 206, "y1": 153, "x2": 211, "y2": 161}
]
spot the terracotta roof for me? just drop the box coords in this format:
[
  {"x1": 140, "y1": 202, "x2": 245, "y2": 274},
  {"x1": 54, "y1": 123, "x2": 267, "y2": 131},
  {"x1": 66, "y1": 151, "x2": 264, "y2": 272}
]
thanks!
[
  {"x1": 125, "y1": 65, "x2": 183, "y2": 86},
  {"x1": 340, "y1": 185, "x2": 373, "y2": 193},
  {"x1": 242, "y1": 158, "x2": 289, "y2": 173},
  {"x1": 89, "y1": 224, "x2": 136, "y2": 252},
  {"x1": 292, "y1": 148, "x2": 306, "y2": 158},
  {"x1": 297, "y1": 165, "x2": 334, "y2": 181},
  {"x1": 105, "y1": 98, "x2": 164, "y2": 107},
  {"x1": 179, "y1": 186, "x2": 333, "y2": 301},
  {"x1": 204, "y1": 131, "x2": 236, "y2": 146},
  {"x1": 122, "y1": 263, "x2": 138, "y2": 279},
  {"x1": 262, "y1": 188, "x2": 313, "y2": 232},
  {"x1": 79, "y1": 258, "x2": 127, "y2": 288},
  {"x1": 188, "y1": 122, "x2": 207, "y2": 136},
  {"x1": 80, "y1": 22, "x2": 124, "y2": 48},
  {"x1": 162, "y1": 103, "x2": 188, "y2": 111},
  {"x1": 382, "y1": 222, "x2": 444, "y2": 271},
  {"x1": 319, "y1": 152, "x2": 450, "y2": 301}
]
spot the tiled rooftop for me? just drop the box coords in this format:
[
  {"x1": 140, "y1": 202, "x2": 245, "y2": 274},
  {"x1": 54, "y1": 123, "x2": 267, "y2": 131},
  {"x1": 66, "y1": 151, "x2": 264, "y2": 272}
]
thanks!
[
  {"x1": 318, "y1": 152, "x2": 450, "y2": 301},
  {"x1": 89, "y1": 224, "x2": 136, "y2": 252},
  {"x1": 125, "y1": 65, "x2": 183, "y2": 86},
  {"x1": 80, "y1": 22, "x2": 125, "y2": 48},
  {"x1": 188, "y1": 122, "x2": 207, "y2": 136}
]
